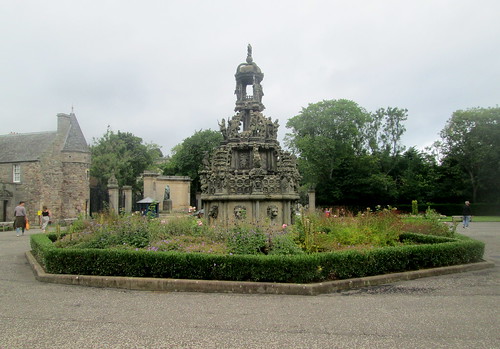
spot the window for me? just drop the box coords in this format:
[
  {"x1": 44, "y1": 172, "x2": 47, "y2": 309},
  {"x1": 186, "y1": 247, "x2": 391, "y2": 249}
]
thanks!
[{"x1": 13, "y1": 164, "x2": 20, "y2": 183}]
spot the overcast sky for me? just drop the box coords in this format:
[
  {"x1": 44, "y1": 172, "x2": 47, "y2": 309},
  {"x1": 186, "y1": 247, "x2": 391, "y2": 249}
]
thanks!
[{"x1": 1, "y1": 0, "x2": 499, "y2": 156}]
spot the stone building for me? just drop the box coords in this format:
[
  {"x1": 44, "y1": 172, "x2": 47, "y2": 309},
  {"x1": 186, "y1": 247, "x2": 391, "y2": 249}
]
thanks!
[
  {"x1": 200, "y1": 45, "x2": 301, "y2": 226},
  {"x1": 0, "y1": 112, "x2": 90, "y2": 224}
]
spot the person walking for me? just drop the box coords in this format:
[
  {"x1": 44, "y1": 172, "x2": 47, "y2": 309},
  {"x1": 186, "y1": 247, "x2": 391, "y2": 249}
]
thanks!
[
  {"x1": 462, "y1": 201, "x2": 472, "y2": 228},
  {"x1": 40, "y1": 206, "x2": 51, "y2": 233},
  {"x1": 13, "y1": 201, "x2": 27, "y2": 237}
]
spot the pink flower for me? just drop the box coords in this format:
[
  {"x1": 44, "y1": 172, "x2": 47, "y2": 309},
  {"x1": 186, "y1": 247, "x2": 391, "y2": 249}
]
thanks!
[
  {"x1": 282, "y1": 224, "x2": 287, "y2": 229},
  {"x1": 197, "y1": 221, "x2": 203, "y2": 226}
]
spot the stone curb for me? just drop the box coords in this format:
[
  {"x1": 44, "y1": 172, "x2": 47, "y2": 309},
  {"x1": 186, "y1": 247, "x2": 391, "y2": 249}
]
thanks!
[{"x1": 26, "y1": 251, "x2": 495, "y2": 296}]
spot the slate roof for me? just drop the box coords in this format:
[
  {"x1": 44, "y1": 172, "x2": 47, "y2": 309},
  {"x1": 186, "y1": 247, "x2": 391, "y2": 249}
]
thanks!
[
  {"x1": 0, "y1": 113, "x2": 89, "y2": 163},
  {"x1": 62, "y1": 113, "x2": 89, "y2": 153},
  {"x1": 0, "y1": 131, "x2": 57, "y2": 163}
]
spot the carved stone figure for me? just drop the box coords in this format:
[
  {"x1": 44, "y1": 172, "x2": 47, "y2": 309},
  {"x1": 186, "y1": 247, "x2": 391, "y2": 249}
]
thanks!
[
  {"x1": 253, "y1": 83, "x2": 263, "y2": 102},
  {"x1": 267, "y1": 205, "x2": 278, "y2": 220},
  {"x1": 281, "y1": 176, "x2": 290, "y2": 192},
  {"x1": 247, "y1": 44, "x2": 253, "y2": 63},
  {"x1": 200, "y1": 177, "x2": 208, "y2": 193},
  {"x1": 218, "y1": 119, "x2": 227, "y2": 139},
  {"x1": 248, "y1": 111, "x2": 257, "y2": 136},
  {"x1": 163, "y1": 185, "x2": 170, "y2": 200},
  {"x1": 202, "y1": 151, "x2": 210, "y2": 169},
  {"x1": 252, "y1": 145, "x2": 261, "y2": 168},
  {"x1": 209, "y1": 205, "x2": 218, "y2": 219},
  {"x1": 228, "y1": 117, "x2": 240, "y2": 138}
]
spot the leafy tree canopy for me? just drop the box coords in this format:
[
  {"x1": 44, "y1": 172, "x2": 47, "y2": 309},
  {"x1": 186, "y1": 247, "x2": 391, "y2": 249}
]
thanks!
[
  {"x1": 163, "y1": 129, "x2": 223, "y2": 198},
  {"x1": 370, "y1": 107, "x2": 408, "y2": 156},
  {"x1": 436, "y1": 106, "x2": 500, "y2": 202},
  {"x1": 90, "y1": 127, "x2": 162, "y2": 191},
  {"x1": 285, "y1": 100, "x2": 408, "y2": 206},
  {"x1": 285, "y1": 99, "x2": 372, "y2": 187}
]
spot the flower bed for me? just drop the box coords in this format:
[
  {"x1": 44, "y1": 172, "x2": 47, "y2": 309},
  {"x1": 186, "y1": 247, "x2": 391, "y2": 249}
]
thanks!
[
  {"x1": 30, "y1": 210, "x2": 484, "y2": 283},
  {"x1": 31, "y1": 231, "x2": 484, "y2": 284}
]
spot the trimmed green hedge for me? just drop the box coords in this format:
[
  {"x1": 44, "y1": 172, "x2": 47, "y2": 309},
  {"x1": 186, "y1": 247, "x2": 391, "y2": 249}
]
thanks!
[{"x1": 30, "y1": 232, "x2": 485, "y2": 284}]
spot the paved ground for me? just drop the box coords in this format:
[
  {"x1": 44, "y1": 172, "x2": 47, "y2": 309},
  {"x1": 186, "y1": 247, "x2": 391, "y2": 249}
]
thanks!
[{"x1": 0, "y1": 223, "x2": 498, "y2": 348}]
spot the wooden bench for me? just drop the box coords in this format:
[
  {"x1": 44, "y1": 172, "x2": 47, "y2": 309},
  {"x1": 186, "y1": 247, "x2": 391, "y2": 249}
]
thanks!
[{"x1": 451, "y1": 215, "x2": 463, "y2": 223}]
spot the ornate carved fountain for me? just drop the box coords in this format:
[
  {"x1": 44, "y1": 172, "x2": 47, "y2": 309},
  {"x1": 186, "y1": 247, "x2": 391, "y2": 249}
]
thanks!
[{"x1": 200, "y1": 45, "x2": 301, "y2": 225}]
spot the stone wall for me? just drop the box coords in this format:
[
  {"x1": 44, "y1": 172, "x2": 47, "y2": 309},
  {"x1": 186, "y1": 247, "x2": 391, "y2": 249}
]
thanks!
[
  {"x1": 0, "y1": 159, "x2": 89, "y2": 224},
  {"x1": 38, "y1": 153, "x2": 64, "y2": 220},
  {"x1": 0, "y1": 162, "x2": 44, "y2": 224},
  {"x1": 142, "y1": 172, "x2": 191, "y2": 212},
  {"x1": 61, "y1": 160, "x2": 90, "y2": 218}
]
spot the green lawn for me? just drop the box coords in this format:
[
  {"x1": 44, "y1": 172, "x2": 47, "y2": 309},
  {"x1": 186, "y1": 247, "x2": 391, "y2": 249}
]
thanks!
[{"x1": 441, "y1": 216, "x2": 500, "y2": 222}]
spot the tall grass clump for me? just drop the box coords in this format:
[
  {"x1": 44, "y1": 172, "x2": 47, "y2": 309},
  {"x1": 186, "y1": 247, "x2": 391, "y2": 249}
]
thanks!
[
  {"x1": 402, "y1": 207, "x2": 454, "y2": 237},
  {"x1": 291, "y1": 207, "x2": 403, "y2": 253}
]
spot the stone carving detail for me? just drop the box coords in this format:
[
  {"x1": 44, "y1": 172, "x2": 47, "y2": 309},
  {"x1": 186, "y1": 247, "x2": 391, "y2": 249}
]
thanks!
[
  {"x1": 200, "y1": 142, "x2": 300, "y2": 196},
  {"x1": 267, "y1": 205, "x2": 278, "y2": 220},
  {"x1": 239, "y1": 151, "x2": 250, "y2": 169},
  {"x1": 209, "y1": 205, "x2": 218, "y2": 219}
]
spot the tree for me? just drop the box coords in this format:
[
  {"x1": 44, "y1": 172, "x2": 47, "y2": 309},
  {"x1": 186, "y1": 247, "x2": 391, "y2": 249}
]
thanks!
[
  {"x1": 392, "y1": 147, "x2": 439, "y2": 204},
  {"x1": 285, "y1": 99, "x2": 372, "y2": 188},
  {"x1": 431, "y1": 155, "x2": 469, "y2": 203},
  {"x1": 436, "y1": 106, "x2": 500, "y2": 202},
  {"x1": 285, "y1": 99, "x2": 409, "y2": 207},
  {"x1": 90, "y1": 127, "x2": 162, "y2": 192},
  {"x1": 370, "y1": 107, "x2": 408, "y2": 155},
  {"x1": 163, "y1": 129, "x2": 223, "y2": 203},
  {"x1": 333, "y1": 154, "x2": 398, "y2": 207},
  {"x1": 370, "y1": 107, "x2": 408, "y2": 176}
]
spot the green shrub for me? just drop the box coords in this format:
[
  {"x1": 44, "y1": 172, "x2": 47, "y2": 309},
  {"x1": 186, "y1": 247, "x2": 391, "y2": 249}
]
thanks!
[
  {"x1": 226, "y1": 224, "x2": 268, "y2": 255},
  {"x1": 292, "y1": 208, "x2": 403, "y2": 252},
  {"x1": 31, "y1": 231, "x2": 485, "y2": 284},
  {"x1": 152, "y1": 216, "x2": 200, "y2": 238},
  {"x1": 412, "y1": 200, "x2": 418, "y2": 215},
  {"x1": 402, "y1": 208, "x2": 454, "y2": 237},
  {"x1": 269, "y1": 233, "x2": 304, "y2": 255},
  {"x1": 146, "y1": 235, "x2": 228, "y2": 254}
]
